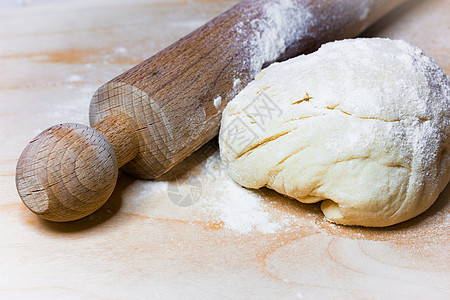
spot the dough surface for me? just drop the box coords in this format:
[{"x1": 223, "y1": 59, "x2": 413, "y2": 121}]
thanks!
[{"x1": 219, "y1": 38, "x2": 450, "y2": 227}]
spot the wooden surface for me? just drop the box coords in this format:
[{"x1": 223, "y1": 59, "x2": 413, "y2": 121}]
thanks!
[{"x1": 0, "y1": 0, "x2": 449, "y2": 299}]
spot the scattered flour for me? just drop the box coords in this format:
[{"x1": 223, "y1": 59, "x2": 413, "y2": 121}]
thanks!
[
  {"x1": 233, "y1": 0, "x2": 373, "y2": 77},
  {"x1": 233, "y1": 78, "x2": 241, "y2": 89},
  {"x1": 358, "y1": 0, "x2": 372, "y2": 20},
  {"x1": 114, "y1": 46, "x2": 128, "y2": 55},
  {"x1": 65, "y1": 74, "x2": 83, "y2": 82},
  {"x1": 204, "y1": 176, "x2": 281, "y2": 234},
  {"x1": 213, "y1": 95, "x2": 222, "y2": 109},
  {"x1": 198, "y1": 152, "x2": 282, "y2": 234},
  {"x1": 119, "y1": 151, "x2": 284, "y2": 234},
  {"x1": 251, "y1": 0, "x2": 313, "y2": 74}
]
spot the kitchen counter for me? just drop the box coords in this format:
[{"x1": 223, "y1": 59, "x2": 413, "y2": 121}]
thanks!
[{"x1": 0, "y1": 0, "x2": 449, "y2": 298}]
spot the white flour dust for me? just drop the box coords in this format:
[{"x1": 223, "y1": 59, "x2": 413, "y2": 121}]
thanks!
[
  {"x1": 236, "y1": 0, "x2": 314, "y2": 76},
  {"x1": 234, "y1": 0, "x2": 373, "y2": 77},
  {"x1": 213, "y1": 95, "x2": 222, "y2": 109},
  {"x1": 197, "y1": 153, "x2": 283, "y2": 234}
]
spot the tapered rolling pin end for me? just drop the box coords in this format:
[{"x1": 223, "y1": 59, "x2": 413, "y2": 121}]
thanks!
[{"x1": 16, "y1": 116, "x2": 138, "y2": 222}]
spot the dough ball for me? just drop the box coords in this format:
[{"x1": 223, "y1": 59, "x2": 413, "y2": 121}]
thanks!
[{"x1": 219, "y1": 38, "x2": 450, "y2": 227}]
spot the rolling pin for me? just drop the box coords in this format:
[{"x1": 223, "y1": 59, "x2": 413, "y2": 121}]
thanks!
[{"x1": 16, "y1": 0, "x2": 406, "y2": 222}]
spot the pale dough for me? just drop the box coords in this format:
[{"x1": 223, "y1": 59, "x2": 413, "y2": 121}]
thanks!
[{"x1": 219, "y1": 38, "x2": 450, "y2": 227}]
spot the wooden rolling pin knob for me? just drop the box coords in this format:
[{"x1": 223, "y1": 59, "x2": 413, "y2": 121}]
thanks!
[
  {"x1": 16, "y1": 0, "x2": 406, "y2": 222},
  {"x1": 16, "y1": 116, "x2": 138, "y2": 222}
]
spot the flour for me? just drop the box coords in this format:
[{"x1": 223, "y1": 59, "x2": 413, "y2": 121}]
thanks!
[
  {"x1": 213, "y1": 95, "x2": 222, "y2": 109},
  {"x1": 235, "y1": 0, "x2": 374, "y2": 77},
  {"x1": 120, "y1": 147, "x2": 284, "y2": 234},
  {"x1": 114, "y1": 46, "x2": 128, "y2": 55},
  {"x1": 358, "y1": 0, "x2": 372, "y2": 20},
  {"x1": 205, "y1": 179, "x2": 281, "y2": 234},
  {"x1": 236, "y1": 0, "x2": 314, "y2": 76},
  {"x1": 199, "y1": 152, "x2": 282, "y2": 234},
  {"x1": 65, "y1": 74, "x2": 83, "y2": 83},
  {"x1": 233, "y1": 78, "x2": 241, "y2": 89},
  {"x1": 227, "y1": 78, "x2": 242, "y2": 99}
]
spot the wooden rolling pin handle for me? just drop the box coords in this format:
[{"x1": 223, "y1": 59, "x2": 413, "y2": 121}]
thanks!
[
  {"x1": 93, "y1": 115, "x2": 139, "y2": 168},
  {"x1": 15, "y1": 116, "x2": 138, "y2": 222}
]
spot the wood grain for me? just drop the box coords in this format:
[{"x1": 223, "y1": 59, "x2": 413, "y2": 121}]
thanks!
[{"x1": 15, "y1": 122, "x2": 116, "y2": 221}]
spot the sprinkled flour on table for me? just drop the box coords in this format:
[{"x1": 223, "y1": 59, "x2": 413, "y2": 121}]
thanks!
[
  {"x1": 213, "y1": 95, "x2": 222, "y2": 109},
  {"x1": 199, "y1": 161, "x2": 282, "y2": 234},
  {"x1": 119, "y1": 148, "x2": 288, "y2": 234}
]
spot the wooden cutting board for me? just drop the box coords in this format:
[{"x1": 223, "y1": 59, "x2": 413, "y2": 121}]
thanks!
[{"x1": 0, "y1": 0, "x2": 448, "y2": 299}]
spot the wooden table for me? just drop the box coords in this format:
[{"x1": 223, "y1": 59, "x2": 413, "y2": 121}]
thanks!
[{"x1": 1, "y1": 0, "x2": 449, "y2": 298}]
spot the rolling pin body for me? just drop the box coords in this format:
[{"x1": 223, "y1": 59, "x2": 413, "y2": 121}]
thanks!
[{"x1": 16, "y1": 0, "x2": 406, "y2": 221}]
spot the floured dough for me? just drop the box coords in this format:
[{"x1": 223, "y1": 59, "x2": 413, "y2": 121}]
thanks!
[{"x1": 219, "y1": 38, "x2": 450, "y2": 227}]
